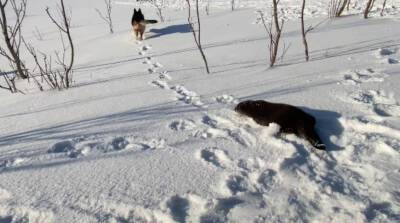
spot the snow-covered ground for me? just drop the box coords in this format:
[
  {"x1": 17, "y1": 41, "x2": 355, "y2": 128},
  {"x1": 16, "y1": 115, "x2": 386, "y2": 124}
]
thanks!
[{"x1": 1, "y1": 0, "x2": 400, "y2": 222}]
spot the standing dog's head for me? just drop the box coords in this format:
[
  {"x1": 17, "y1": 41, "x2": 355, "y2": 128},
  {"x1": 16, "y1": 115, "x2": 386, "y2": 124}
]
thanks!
[{"x1": 132, "y1": 8, "x2": 145, "y2": 25}]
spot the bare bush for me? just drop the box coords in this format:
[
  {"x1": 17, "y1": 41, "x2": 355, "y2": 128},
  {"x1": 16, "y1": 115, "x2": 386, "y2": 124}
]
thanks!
[
  {"x1": 364, "y1": 0, "x2": 375, "y2": 19},
  {"x1": 33, "y1": 26, "x2": 44, "y2": 41},
  {"x1": 0, "y1": 0, "x2": 29, "y2": 79},
  {"x1": 150, "y1": 0, "x2": 165, "y2": 22},
  {"x1": 258, "y1": 0, "x2": 284, "y2": 67},
  {"x1": 301, "y1": 0, "x2": 311, "y2": 61},
  {"x1": 381, "y1": 0, "x2": 387, "y2": 16},
  {"x1": 186, "y1": 0, "x2": 210, "y2": 74},
  {"x1": 45, "y1": 0, "x2": 75, "y2": 89},
  {"x1": 347, "y1": 0, "x2": 351, "y2": 11},
  {"x1": 0, "y1": 70, "x2": 18, "y2": 93},
  {"x1": 205, "y1": 0, "x2": 210, "y2": 15},
  {"x1": 328, "y1": 0, "x2": 349, "y2": 18},
  {"x1": 96, "y1": 0, "x2": 114, "y2": 34},
  {"x1": 24, "y1": 39, "x2": 64, "y2": 90}
]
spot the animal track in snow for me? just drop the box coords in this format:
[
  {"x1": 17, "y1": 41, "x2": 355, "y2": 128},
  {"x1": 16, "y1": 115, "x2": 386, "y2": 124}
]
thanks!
[
  {"x1": 194, "y1": 114, "x2": 257, "y2": 147},
  {"x1": 340, "y1": 69, "x2": 387, "y2": 85},
  {"x1": 136, "y1": 138, "x2": 166, "y2": 150},
  {"x1": 226, "y1": 175, "x2": 249, "y2": 194},
  {"x1": 151, "y1": 79, "x2": 169, "y2": 89},
  {"x1": 146, "y1": 62, "x2": 163, "y2": 74},
  {"x1": 340, "y1": 117, "x2": 400, "y2": 140},
  {"x1": 349, "y1": 90, "x2": 400, "y2": 117},
  {"x1": 221, "y1": 158, "x2": 280, "y2": 197},
  {"x1": 48, "y1": 140, "x2": 81, "y2": 158},
  {"x1": 101, "y1": 136, "x2": 130, "y2": 152},
  {"x1": 169, "y1": 119, "x2": 196, "y2": 131},
  {"x1": 162, "y1": 193, "x2": 245, "y2": 223},
  {"x1": 152, "y1": 62, "x2": 163, "y2": 69},
  {"x1": 215, "y1": 94, "x2": 238, "y2": 104},
  {"x1": 160, "y1": 193, "x2": 209, "y2": 223},
  {"x1": 257, "y1": 169, "x2": 279, "y2": 192},
  {"x1": 386, "y1": 58, "x2": 399, "y2": 64},
  {"x1": 138, "y1": 44, "x2": 152, "y2": 55},
  {"x1": 142, "y1": 57, "x2": 153, "y2": 65},
  {"x1": 141, "y1": 45, "x2": 152, "y2": 51},
  {"x1": 0, "y1": 157, "x2": 26, "y2": 170},
  {"x1": 76, "y1": 199, "x2": 173, "y2": 223},
  {"x1": 159, "y1": 71, "x2": 171, "y2": 80},
  {"x1": 197, "y1": 147, "x2": 232, "y2": 169},
  {"x1": 165, "y1": 195, "x2": 190, "y2": 223},
  {"x1": 171, "y1": 85, "x2": 205, "y2": 107},
  {"x1": 0, "y1": 191, "x2": 55, "y2": 223},
  {"x1": 376, "y1": 48, "x2": 399, "y2": 65},
  {"x1": 377, "y1": 48, "x2": 396, "y2": 57},
  {"x1": 193, "y1": 128, "x2": 228, "y2": 140},
  {"x1": 199, "y1": 197, "x2": 244, "y2": 222},
  {"x1": 47, "y1": 136, "x2": 167, "y2": 158}
]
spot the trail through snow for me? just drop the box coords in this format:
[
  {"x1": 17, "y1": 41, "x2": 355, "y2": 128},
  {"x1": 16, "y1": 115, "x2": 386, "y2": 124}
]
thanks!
[{"x1": 0, "y1": 0, "x2": 400, "y2": 222}]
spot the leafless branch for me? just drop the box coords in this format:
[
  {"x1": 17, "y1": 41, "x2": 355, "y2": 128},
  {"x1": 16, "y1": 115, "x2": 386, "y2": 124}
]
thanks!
[
  {"x1": 279, "y1": 42, "x2": 291, "y2": 62},
  {"x1": 43, "y1": 0, "x2": 75, "y2": 88},
  {"x1": 205, "y1": 0, "x2": 210, "y2": 15},
  {"x1": 150, "y1": 0, "x2": 165, "y2": 22},
  {"x1": 380, "y1": 0, "x2": 387, "y2": 16},
  {"x1": 301, "y1": 0, "x2": 310, "y2": 61},
  {"x1": 33, "y1": 26, "x2": 44, "y2": 41},
  {"x1": 258, "y1": 0, "x2": 284, "y2": 67},
  {"x1": 95, "y1": 0, "x2": 113, "y2": 34},
  {"x1": 328, "y1": 0, "x2": 349, "y2": 18},
  {"x1": 364, "y1": 0, "x2": 375, "y2": 19},
  {"x1": 0, "y1": 70, "x2": 18, "y2": 93},
  {"x1": 0, "y1": 0, "x2": 29, "y2": 79},
  {"x1": 45, "y1": 0, "x2": 75, "y2": 88},
  {"x1": 186, "y1": 0, "x2": 210, "y2": 74}
]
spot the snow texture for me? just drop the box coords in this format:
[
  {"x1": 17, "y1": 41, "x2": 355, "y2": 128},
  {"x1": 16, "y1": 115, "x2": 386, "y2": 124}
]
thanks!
[{"x1": 1, "y1": 0, "x2": 400, "y2": 222}]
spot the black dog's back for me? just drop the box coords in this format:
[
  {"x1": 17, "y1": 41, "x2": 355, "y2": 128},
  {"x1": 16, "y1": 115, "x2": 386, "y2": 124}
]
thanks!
[
  {"x1": 235, "y1": 100, "x2": 315, "y2": 130},
  {"x1": 235, "y1": 100, "x2": 325, "y2": 150}
]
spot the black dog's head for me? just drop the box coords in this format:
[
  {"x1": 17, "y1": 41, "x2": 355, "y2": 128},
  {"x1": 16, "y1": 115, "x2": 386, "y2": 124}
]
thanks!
[
  {"x1": 132, "y1": 8, "x2": 144, "y2": 24},
  {"x1": 234, "y1": 100, "x2": 261, "y2": 116}
]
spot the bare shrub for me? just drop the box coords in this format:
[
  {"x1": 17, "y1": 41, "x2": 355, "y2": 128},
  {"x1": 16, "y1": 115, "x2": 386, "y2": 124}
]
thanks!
[
  {"x1": 45, "y1": 0, "x2": 75, "y2": 89},
  {"x1": 381, "y1": 0, "x2": 387, "y2": 16},
  {"x1": 364, "y1": 0, "x2": 376, "y2": 19},
  {"x1": 0, "y1": 70, "x2": 18, "y2": 93},
  {"x1": 328, "y1": 0, "x2": 349, "y2": 18},
  {"x1": 205, "y1": 0, "x2": 210, "y2": 15},
  {"x1": 33, "y1": 26, "x2": 44, "y2": 41},
  {"x1": 0, "y1": 0, "x2": 29, "y2": 79},
  {"x1": 150, "y1": 0, "x2": 165, "y2": 22},
  {"x1": 301, "y1": 0, "x2": 311, "y2": 61},
  {"x1": 257, "y1": 0, "x2": 284, "y2": 67},
  {"x1": 95, "y1": 0, "x2": 114, "y2": 34},
  {"x1": 185, "y1": 0, "x2": 210, "y2": 74},
  {"x1": 347, "y1": 0, "x2": 351, "y2": 11},
  {"x1": 24, "y1": 39, "x2": 64, "y2": 90}
]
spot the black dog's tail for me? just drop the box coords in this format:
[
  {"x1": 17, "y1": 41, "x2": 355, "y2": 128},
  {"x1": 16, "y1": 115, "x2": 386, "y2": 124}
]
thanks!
[{"x1": 144, "y1": 19, "x2": 158, "y2": 24}]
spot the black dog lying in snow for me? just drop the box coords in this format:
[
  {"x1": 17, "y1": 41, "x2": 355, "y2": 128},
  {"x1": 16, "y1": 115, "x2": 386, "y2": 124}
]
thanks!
[{"x1": 234, "y1": 100, "x2": 326, "y2": 150}]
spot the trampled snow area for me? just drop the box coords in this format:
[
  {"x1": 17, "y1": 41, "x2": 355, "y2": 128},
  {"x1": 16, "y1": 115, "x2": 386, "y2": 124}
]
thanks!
[{"x1": 1, "y1": 0, "x2": 400, "y2": 222}]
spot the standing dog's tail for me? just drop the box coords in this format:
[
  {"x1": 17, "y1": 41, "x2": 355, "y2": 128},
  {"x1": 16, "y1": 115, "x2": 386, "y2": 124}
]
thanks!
[{"x1": 144, "y1": 20, "x2": 158, "y2": 24}]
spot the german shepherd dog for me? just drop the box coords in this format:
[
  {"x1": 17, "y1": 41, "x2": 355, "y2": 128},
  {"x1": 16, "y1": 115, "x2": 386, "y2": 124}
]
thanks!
[{"x1": 131, "y1": 8, "x2": 157, "y2": 41}]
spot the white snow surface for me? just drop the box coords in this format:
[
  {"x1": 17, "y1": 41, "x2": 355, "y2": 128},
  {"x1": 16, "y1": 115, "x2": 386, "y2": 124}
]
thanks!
[{"x1": 1, "y1": 0, "x2": 400, "y2": 222}]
